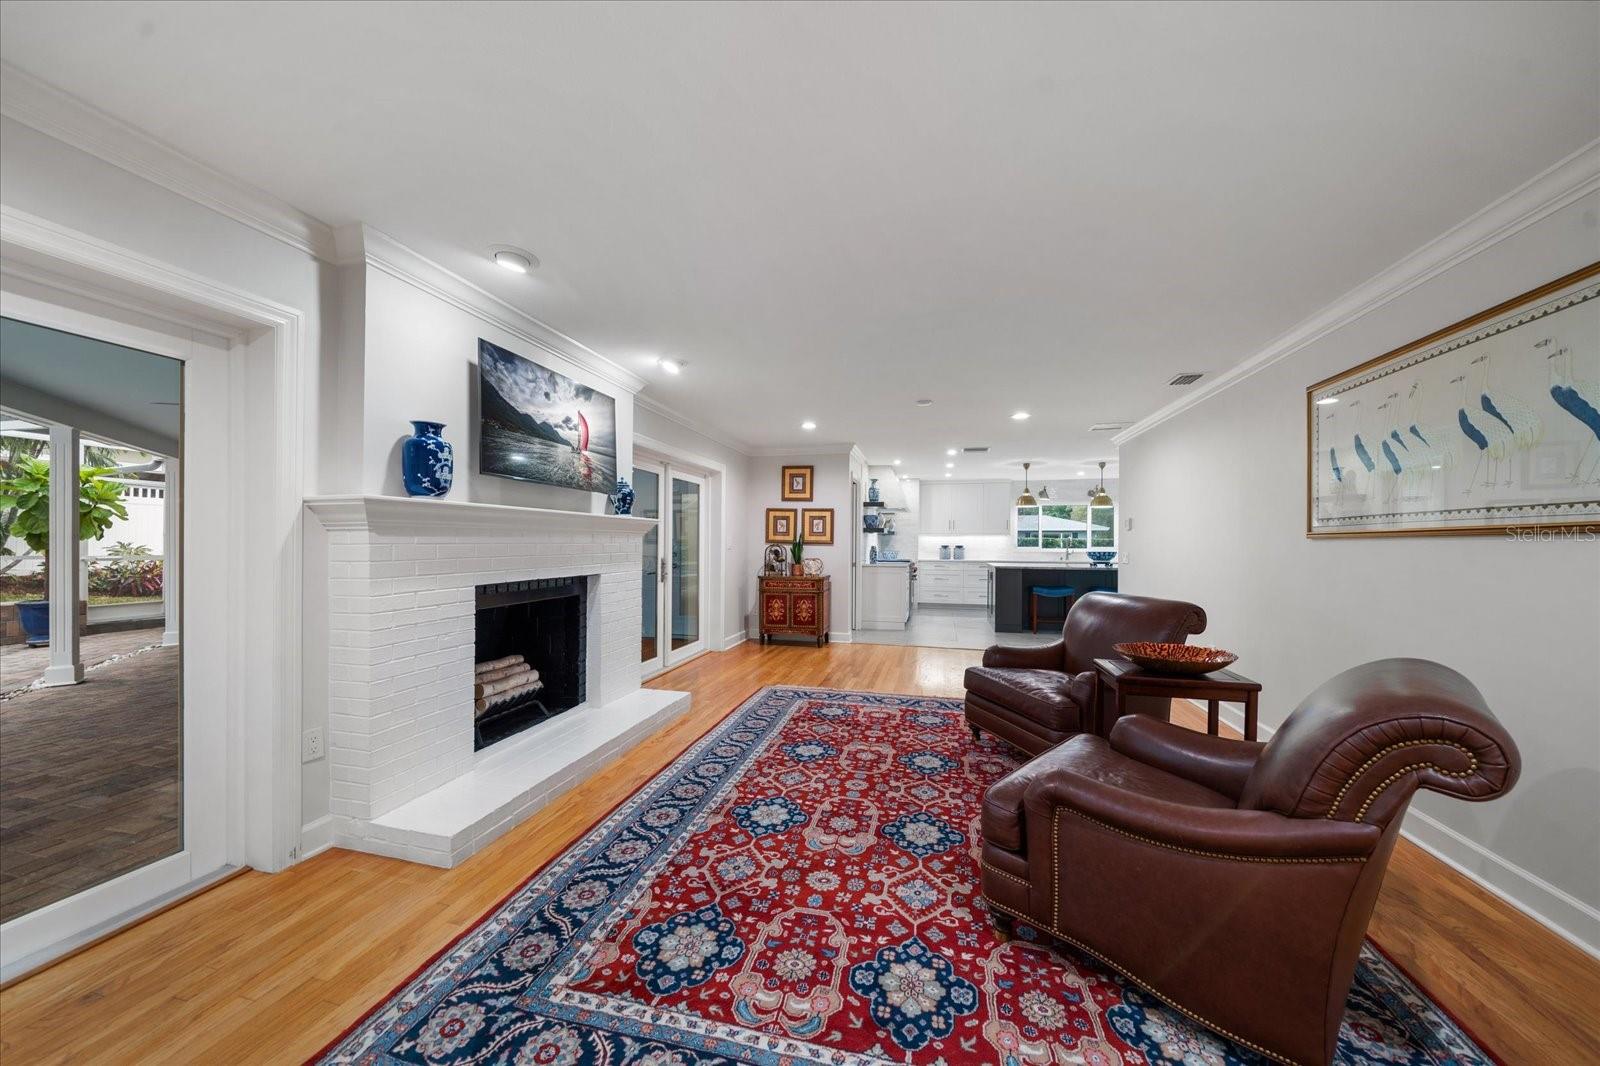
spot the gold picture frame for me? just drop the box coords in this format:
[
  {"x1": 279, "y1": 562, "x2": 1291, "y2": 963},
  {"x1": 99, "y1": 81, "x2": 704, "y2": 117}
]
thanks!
[
  {"x1": 1306, "y1": 261, "x2": 1600, "y2": 538},
  {"x1": 765, "y1": 508, "x2": 797, "y2": 541},
  {"x1": 801, "y1": 508, "x2": 834, "y2": 545},
  {"x1": 781, "y1": 465, "x2": 814, "y2": 501}
]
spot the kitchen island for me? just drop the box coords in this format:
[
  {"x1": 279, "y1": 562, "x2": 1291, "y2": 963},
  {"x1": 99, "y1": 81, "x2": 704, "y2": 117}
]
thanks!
[{"x1": 984, "y1": 562, "x2": 1118, "y2": 632}]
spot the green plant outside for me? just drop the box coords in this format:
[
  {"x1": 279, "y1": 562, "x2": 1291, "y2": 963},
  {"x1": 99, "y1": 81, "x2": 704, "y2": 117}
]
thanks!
[{"x1": 0, "y1": 455, "x2": 128, "y2": 555}]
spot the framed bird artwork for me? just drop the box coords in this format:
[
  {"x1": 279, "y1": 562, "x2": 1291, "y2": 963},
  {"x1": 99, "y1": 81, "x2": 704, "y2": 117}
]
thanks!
[{"x1": 1306, "y1": 261, "x2": 1600, "y2": 537}]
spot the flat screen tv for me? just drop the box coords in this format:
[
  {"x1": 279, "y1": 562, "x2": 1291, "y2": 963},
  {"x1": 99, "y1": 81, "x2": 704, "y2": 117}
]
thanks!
[{"x1": 478, "y1": 338, "x2": 617, "y2": 493}]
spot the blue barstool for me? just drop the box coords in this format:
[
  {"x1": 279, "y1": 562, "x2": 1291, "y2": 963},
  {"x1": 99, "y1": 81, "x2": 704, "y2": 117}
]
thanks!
[{"x1": 1030, "y1": 585, "x2": 1076, "y2": 633}]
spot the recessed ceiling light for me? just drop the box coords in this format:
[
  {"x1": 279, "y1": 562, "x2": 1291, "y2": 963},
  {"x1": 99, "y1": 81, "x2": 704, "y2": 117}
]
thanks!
[
  {"x1": 915, "y1": 399, "x2": 934, "y2": 407},
  {"x1": 945, "y1": 448, "x2": 957, "y2": 456},
  {"x1": 492, "y1": 249, "x2": 536, "y2": 274},
  {"x1": 944, "y1": 462, "x2": 955, "y2": 469},
  {"x1": 892, "y1": 459, "x2": 902, "y2": 466},
  {"x1": 944, "y1": 472, "x2": 952, "y2": 477},
  {"x1": 1011, "y1": 410, "x2": 1030, "y2": 421},
  {"x1": 658, "y1": 358, "x2": 683, "y2": 375},
  {"x1": 801, "y1": 420, "x2": 817, "y2": 431},
  {"x1": 1315, "y1": 396, "x2": 1339, "y2": 405}
]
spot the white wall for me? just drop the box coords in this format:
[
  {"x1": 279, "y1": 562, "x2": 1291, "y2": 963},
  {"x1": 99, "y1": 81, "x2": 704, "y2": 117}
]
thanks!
[
  {"x1": 1118, "y1": 191, "x2": 1600, "y2": 953},
  {"x1": 749, "y1": 450, "x2": 855, "y2": 640},
  {"x1": 360, "y1": 268, "x2": 633, "y2": 509},
  {"x1": 634, "y1": 405, "x2": 757, "y2": 649}
]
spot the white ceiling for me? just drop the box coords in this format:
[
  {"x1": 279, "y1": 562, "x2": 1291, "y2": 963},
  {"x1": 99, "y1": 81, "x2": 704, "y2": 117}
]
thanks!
[{"x1": 2, "y1": 2, "x2": 1595, "y2": 479}]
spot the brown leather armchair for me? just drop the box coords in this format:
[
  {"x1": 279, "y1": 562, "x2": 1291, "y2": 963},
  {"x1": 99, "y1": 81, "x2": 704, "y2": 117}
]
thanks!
[
  {"x1": 964, "y1": 591, "x2": 1207, "y2": 754},
  {"x1": 977, "y1": 658, "x2": 1520, "y2": 1066}
]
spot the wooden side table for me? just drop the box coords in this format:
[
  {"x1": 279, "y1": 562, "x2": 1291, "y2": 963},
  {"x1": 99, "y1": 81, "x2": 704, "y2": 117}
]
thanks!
[
  {"x1": 1093, "y1": 657, "x2": 1263, "y2": 740},
  {"x1": 759, "y1": 574, "x2": 831, "y2": 646}
]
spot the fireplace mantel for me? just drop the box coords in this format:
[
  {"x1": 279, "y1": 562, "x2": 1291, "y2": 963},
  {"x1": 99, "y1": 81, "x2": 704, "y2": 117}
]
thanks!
[{"x1": 304, "y1": 494, "x2": 658, "y2": 538}]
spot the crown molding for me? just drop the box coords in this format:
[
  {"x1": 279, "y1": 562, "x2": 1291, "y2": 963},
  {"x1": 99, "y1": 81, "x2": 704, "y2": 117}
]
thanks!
[
  {"x1": 633, "y1": 392, "x2": 754, "y2": 455},
  {"x1": 0, "y1": 62, "x2": 338, "y2": 263},
  {"x1": 338, "y1": 223, "x2": 647, "y2": 396},
  {"x1": 747, "y1": 443, "x2": 859, "y2": 458},
  {"x1": 1114, "y1": 137, "x2": 1600, "y2": 446}
]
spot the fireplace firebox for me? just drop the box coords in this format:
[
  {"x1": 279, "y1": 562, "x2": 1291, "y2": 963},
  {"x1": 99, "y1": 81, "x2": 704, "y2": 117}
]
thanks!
[{"x1": 474, "y1": 577, "x2": 587, "y2": 750}]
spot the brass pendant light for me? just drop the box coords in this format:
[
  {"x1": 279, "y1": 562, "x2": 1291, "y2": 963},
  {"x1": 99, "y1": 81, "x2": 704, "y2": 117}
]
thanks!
[
  {"x1": 1015, "y1": 462, "x2": 1038, "y2": 507},
  {"x1": 1089, "y1": 460, "x2": 1113, "y2": 507}
]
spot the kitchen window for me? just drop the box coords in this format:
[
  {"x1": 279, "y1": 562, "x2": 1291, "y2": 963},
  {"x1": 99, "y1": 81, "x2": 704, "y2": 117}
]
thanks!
[{"x1": 1015, "y1": 503, "x2": 1116, "y2": 550}]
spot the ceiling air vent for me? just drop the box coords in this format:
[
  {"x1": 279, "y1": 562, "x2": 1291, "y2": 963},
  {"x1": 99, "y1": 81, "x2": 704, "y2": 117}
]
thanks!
[
  {"x1": 1088, "y1": 422, "x2": 1128, "y2": 433},
  {"x1": 1167, "y1": 371, "x2": 1205, "y2": 386},
  {"x1": 962, "y1": 446, "x2": 990, "y2": 454}
]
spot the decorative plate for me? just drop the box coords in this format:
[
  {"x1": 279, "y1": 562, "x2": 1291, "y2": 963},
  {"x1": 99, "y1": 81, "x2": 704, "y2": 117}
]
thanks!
[
  {"x1": 802, "y1": 558, "x2": 824, "y2": 576},
  {"x1": 1113, "y1": 641, "x2": 1238, "y2": 675}
]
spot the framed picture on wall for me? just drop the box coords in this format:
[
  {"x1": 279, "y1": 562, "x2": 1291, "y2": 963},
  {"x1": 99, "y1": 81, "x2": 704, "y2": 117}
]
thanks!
[
  {"x1": 765, "y1": 508, "x2": 797, "y2": 540},
  {"x1": 1306, "y1": 262, "x2": 1600, "y2": 537},
  {"x1": 781, "y1": 465, "x2": 814, "y2": 501},
  {"x1": 801, "y1": 508, "x2": 834, "y2": 544}
]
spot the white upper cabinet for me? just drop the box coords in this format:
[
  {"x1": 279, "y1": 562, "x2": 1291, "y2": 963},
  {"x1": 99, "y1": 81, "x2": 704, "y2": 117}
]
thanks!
[{"x1": 922, "y1": 481, "x2": 1011, "y2": 535}]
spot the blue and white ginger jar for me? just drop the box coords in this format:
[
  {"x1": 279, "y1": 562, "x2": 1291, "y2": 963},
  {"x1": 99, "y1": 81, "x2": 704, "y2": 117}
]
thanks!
[{"x1": 402, "y1": 421, "x2": 454, "y2": 497}]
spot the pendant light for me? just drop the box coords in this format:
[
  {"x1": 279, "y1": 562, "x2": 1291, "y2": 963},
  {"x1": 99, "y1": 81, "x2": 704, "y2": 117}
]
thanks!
[
  {"x1": 1015, "y1": 462, "x2": 1038, "y2": 507},
  {"x1": 1089, "y1": 461, "x2": 1113, "y2": 507}
]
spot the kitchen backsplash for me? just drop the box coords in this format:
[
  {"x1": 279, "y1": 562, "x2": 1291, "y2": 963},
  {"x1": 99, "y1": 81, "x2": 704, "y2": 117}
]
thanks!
[{"x1": 916, "y1": 535, "x2": 1108, "y2": 562}]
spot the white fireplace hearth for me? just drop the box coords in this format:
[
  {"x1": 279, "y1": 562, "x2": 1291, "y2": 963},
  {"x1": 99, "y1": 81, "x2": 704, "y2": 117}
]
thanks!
[{"x1": 304, "y1": 495, "x2": 690, "y2": 867}]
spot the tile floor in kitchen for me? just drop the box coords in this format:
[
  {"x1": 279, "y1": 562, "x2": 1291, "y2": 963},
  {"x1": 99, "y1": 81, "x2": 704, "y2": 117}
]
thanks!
[{"x1": 851, "y1": 605, "x2": 1061, "y2": 650}]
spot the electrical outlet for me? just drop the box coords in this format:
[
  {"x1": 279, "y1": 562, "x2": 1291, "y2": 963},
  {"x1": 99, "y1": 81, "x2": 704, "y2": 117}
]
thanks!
[{"x1": 301, "y1": 726, "x2": 325, "y2": 763}]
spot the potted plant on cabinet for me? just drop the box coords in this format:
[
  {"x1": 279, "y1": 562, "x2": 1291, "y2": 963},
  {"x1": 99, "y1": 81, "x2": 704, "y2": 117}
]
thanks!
[
  {"x1": 0, "y1": 456, "x2": 127, "y2": 645},
  {"x1": 789, "y1": 537, "x2": 805, "y2": 576}
]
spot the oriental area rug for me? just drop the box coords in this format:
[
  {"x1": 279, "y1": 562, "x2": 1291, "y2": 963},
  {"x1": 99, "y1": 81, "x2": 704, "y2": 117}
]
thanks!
[{"x1": 317, "y1": 687, "x2": 1497, "y2": 1066}]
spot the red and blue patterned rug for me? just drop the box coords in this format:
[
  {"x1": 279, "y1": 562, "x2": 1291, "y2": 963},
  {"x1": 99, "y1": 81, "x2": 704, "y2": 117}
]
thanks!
[{"x1": 317, "y1": 687, "x2": 1499, "y2": 1066}]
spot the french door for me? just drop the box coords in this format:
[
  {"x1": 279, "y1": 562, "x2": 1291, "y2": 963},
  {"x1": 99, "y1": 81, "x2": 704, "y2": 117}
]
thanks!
[
  {"x1": 637, "y1": 461, "x2": 706, "y2": 676},
  {"x1": 0, "y1": 300, "x2": 229, "y2": 979}
]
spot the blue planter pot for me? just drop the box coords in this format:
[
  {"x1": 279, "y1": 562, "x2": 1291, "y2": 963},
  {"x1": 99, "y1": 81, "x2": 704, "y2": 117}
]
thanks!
[
  {"x1": 16, "y1": 600, "x2": 49, "y2": 646},
  {"x1": 402, "y1": 421, "x2": 454, "y2": 497}
]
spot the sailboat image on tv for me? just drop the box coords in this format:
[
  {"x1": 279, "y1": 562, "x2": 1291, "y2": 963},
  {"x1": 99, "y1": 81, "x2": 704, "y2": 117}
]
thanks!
[{"x1": 477, "y1": 337, "x2": 618, "y2": 493}]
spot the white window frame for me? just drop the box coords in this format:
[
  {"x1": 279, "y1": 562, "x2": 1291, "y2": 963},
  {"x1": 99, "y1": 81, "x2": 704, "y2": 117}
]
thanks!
[{"x1": 1013, "y1": 502, "x2": 1117, "y2": 552}]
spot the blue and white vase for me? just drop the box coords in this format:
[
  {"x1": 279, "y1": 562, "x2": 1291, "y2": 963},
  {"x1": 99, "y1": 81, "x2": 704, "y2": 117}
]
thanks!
[
  {"x1": 610, "y1": 477, "x2": 635, "y2": 515},
  {"x1": 401, "y1": 421, "x2": 453, "y2": 497},
  {"x1": 867, "y1": 478, "x2": 881, "y2": 503}
]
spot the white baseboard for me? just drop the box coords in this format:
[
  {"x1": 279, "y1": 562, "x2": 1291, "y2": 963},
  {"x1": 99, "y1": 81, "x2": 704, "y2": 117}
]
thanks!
[
  {"x1": 720, "y1": 631, "x2": 748, "y2": 651},
  {"x1": 1205, "y1": 702, "x2": 1599, "y2": 959},
  {"x1": 828, "y1": 629, "x2": 854, "y2": 643},
  {"x1": 298, "y1": 815, "x2": 335, "y2": 861}
]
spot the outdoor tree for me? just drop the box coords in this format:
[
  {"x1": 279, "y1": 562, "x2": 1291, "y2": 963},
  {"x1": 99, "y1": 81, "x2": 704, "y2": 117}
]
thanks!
[
  {"x1": 0, "y1": 435, "x2": 119, "y2": 574},
  {"x1": 0, "y1": 456, "x2": 128, "y2": 590}
]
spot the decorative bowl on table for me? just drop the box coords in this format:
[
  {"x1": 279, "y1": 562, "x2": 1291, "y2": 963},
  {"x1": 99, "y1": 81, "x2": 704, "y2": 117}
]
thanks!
[
  {"x1": 1113, "y1": 641, "x2": 1238, "y2": 675},
  {"x1": 1086, "y1": 550, "x2": 1117, "y2": 566}
]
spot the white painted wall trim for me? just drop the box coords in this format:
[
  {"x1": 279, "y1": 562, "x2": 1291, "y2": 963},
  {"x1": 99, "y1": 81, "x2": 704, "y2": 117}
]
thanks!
[
  {"x1": 720, "y1": 632, "x2": 749, "y2": 651},
  {"x1": 299, "y1": 815, "x2": 336, "y2": 861},
  {"x1": 634, "y1": 393, "x2": 754, "y2": 456},
  {"x1": 1204, "y1": 701, "x2": 1600, "y2": 959},
  {"x1": 336, "y1": 223, "x2": 646, "y2": 396},
  {"x1": 0, "y1": 62, "x2": 337, "y2": 262},
  {"x1": 1114, "y1": 137, "x2": 1600, "y2": 446},
  {"x1": 747, "y1": 442, "x2": 859, "y2": 457},
  {"x1": 303, "y1": 493, "x2": 658, "y2": 538},
  {"x1": 1, "y1": 205, "x2": 308, "y2": 876}
]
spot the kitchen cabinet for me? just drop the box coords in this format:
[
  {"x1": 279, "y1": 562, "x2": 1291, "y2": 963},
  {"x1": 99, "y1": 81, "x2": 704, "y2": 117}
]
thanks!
[
  {"x1": 988, "y1": 565, "x2": 1118, "y2": 632},
  {"x1": 921, "y1": 481, "x2": 1011, "y2": 535},
  {"x1": 859, "y1": 564, "x2": 912, "y2": 629},
  {"x1": 916, "y1": 561, "x2": 989, "y2": 606}
]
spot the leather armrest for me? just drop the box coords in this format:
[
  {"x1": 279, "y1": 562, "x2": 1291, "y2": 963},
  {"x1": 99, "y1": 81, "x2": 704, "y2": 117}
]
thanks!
[
  {"x1": 979, "y1": 740, "x2": 1083, "y2": 854},
  {"x1": 1109, "y1": 716, "x2": 1264, "y2": 801},
  {"x1": 982, "y1": 641, "x2": 1065, "y2": 670},
  {"x1": 1024, "y1": 771, "x2": 1381, "y2": 860}
]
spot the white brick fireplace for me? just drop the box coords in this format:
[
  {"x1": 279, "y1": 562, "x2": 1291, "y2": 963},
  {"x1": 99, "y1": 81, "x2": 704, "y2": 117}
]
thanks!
[{"x1": 304, "y1": 495, "x2": 690, "y2": 866}]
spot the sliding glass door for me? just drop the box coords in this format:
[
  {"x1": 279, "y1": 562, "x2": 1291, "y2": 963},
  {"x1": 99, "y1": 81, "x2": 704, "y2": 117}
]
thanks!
[{"x1": 637, "y1": 459, "x2": 706, "y2": 675}]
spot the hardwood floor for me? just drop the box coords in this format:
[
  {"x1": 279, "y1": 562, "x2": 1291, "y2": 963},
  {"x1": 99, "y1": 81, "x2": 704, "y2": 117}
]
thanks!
[{"x1": 0, "y1": 641, "x2": 1594, "y2": 1063}]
